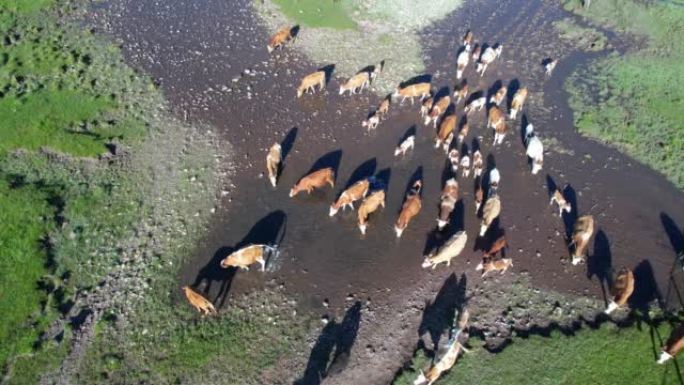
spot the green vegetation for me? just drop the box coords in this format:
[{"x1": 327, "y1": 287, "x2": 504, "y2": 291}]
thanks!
[
  {"x1": 552, "y1": 19, "x2": 607, "y2": 51},
  {"x1": 561, "y1": 0, "x2": 684, "y2": 188},
  {"x1": 394, "y1": 321, "x2": 684, "y2": 385},
  {"x1": 272, "y1": 0, "x2": 356, "y2": 29}
]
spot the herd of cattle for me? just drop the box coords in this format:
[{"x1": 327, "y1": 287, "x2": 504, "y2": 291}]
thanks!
[{"x1": 181, "y1": 24, "x2": 684, "y2": 382}]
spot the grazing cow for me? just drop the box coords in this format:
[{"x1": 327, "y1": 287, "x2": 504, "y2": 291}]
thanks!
[
  {"x1": 448, "y1": 149, "x2": 460, "y2": 173},
  {"x1": 268, "y1": 25, "x2": 295, "y2": 53},
  {"x1": 476, "y1": 257, "x2": 513, "y2": 277},
  {"x1": 484, "y1": 235, "x2": 507, "y2": 258},
  {"x1": 457, "y1": 122, "x2": 469, "y2": 144},
  {"x1": 420, "y1": 96, "x2": 434, "y2": 117},
  {"x1": 395, "y1": 135, "x2": 416, "y2": 157},
  {"x1": 464, "y1": 96, "x2": 486, "y2": 113},
  {"x1": 425, "y1": 96, "x2": 451, "y2": 128},
  {"x1": 472, "y1": 150, "x2": 484, "y2": 177},
  {"x1": 436, "y1": 114, "x2": 457, "y2": 151},
  {"x1": 329, "y1": 179, "x2": 370, "y2": 217},
  {"x1": 489, "y1": 85, "x2": 507, "y2": 106},
  {"x1": 340, "y1": 71, "x2": 370, "y2": 95},
  {"x1": 494, "y1": 44, "x2": 503, "y2": 58},
  {"x1": 545, "y1": 59, "x2": 558, "y2": 76},
  {"x1": 395, "y1": 180, "x2": 422, "y2": 238},
  {"x1": 488, "y1": 106, "x2": 507, "y2": 145},
  {"x1": 474, "y1": 181, "x2": 484, "y2": 212},
  {"x1": 509, "y1": 87, "x2": 528, "y2": 119},
  {"x1": 422, "y1": 231, "x2": 468, "y2": 269},
  {"x1": 393, "y1": 82, "x2": 431, "y2": 105},
  {"x1": 266, "y1": 143, "x2": 281, "y2": 188},
  {"x1": 454, "y1": 83, "x2": 469, "y2": 104},
  {"x1": 414, "y1": 310, "x2": 469, "y2": 385},
  {"x1": 605, "y1": 267, "x2": 635, "y2": 314},
  {"x1": 463, "y1": 30, "x2": 473, "y2": 47},
  {"x1": 658, "y1": 324, "x2": 684, "y2": 364},
  {"x1": 357, "y1": 190, "x2": 385, "y2": 235},
  {"x1": 461, "y1": 155, "x2": 471, "y2": 178},
  {"x1": 569, "y1": 215, "x2": 595, "y2": 265},
  {"x1": 437, "y1": 178, "x2": 459, "y2": 230},
  {"x1": 524, "y1": 124, "x2": 544, "y2": 174},
  {"x1": 362, "y1": 113, "x2": 380, "y2": 130},
  {"x1": 289, "y1": 167, "x2": 335, "y2": 197},
  {"x1": 220, "y1": 244, "x2": 277, "y2": 271},
  {"x1": 377, "y1": 95, "x2": 391, "y2": 118},
  {"x1": 489, "y1": 167, "x2": 501, "y2": 192},
  {"x1": 476, "y1": 46, "x2": 497, "y2": 76},
  {"x1": 182, "y1": 286, "x2": 217, "y2": 315},
  {"x1": 480, "y1": 195, "x2": 501, "y2": 236},
  {"x1": 456, "y1": 49, "x2": 469, "y2": 79},
  {"x1": 297, "y1": 71, "x2": 326, "y2": 97},
  {"x1": 550, "y1": 189, "x2": 572, "y2": 216}
]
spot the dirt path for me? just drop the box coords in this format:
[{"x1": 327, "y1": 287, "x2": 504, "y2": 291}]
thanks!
[{"x1": 94, "y1": 0, "x2": 684, "y2": 383}]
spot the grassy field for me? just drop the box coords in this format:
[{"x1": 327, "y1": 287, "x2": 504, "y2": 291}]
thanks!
[
  {"x1": 272, "y1": 0, "x2": 356, "y2": 29},
  {"x1": 562, "y1": 0, "x2": 684, "y2": 189},
  {"x1": 394, "y1": 321, "x2": 684, "y2": 385}
]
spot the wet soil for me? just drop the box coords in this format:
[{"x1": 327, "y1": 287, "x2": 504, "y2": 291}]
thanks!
[{"x1": 92, "y1": 0, "x2": 684, "y2": 383}]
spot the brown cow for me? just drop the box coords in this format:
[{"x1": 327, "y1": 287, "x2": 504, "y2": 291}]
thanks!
[
  {"x1": 509, "y1": 87, "x2": 528, "y2": 119},
  {"x1": 220, "y1": 244, "x2": 277, "y2": 271},
  {"x1": 476, "y1": 257, "x2": 513, "y2": 277},
  {"x1": 268, "y1": 25, "x2": 295, "y2": 53},
  {"x1": 393, "y1": 82, "x2": 431, "y2": 105},
  {"x1": 266, "y1": 143, "x2": 281, "y2": 188},
  {"x1": 425, "y1": 96, "x2": 451, "y2": 128},
  {"x1": 457, "y1": 122, "x2": 469, "y2": 145},
  {"x1": 340, "y1": 71, "x2": 370, "y2": 95},
  {"x1": 329, "y1": 179, "x2": 370, "y2": 216},
  {"x1": 395, "y1": 180, "x2": 422, "y2": 238},
  {"x1": 658, "y1": 324, "x2": 684, "y2": 364},
  {"x1": 569, "y1": 215, "x2": 594, "y2": 265},
  {"x1": 605, "y1": 268, "x2": 635, "y2": 314},
  {"x1": 437, "y1": 178, "x2": 459, "y2": 230},
  {"x1": 480, "y1": 195, "x2": 501, "y2": 236},
  {"x1": 484, "y1": 235, "x2": 507, "y2": 258},
  {"x1": 297, "y1": 71, "x2": 326, "y2": 97},
  {"x1": 435, "y1": 114, "x2": 457, "y2": 151},
  {"x1": 182, "y1": 286, "x2": 217, "y2": 315},
  {"x1": 289, "y1": 167, "x2": 335, "y2": 197},
  {"x1": 357, "y1": 190, "x2": 386, "y2": 235},
  {"x1": 378, "y1": 95, "x2": 391, "y2": 118},
  {"x1": 488, "y1": 106, "x2": 507, "y2": 145}
]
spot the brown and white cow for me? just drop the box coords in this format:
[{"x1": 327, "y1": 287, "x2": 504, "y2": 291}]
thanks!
[
  {"x1": 472, "y1": 150, "x2": 483, "y2": 178},
  {"x1": 437, "y1": 178, "x2": 459, "y2": 230},
  {"x1": 460, "y1": 155, "x2": 471, "y2": 178},
  {"x1": 509, "y1": 87, "x2": 528, "y2": 119},
  {"x1": 289, "y1": 167, "x2": 335, "y2": 197},
  {"x1": 393, "y1": 82, "x2": 431, "y2": 105},
  {"x1": 220, "y1": 244, "x2": 277, "y2": 271},
  {"x1": 436, "y1": 114, "x2": 457, "y2": 151},
  {"x1": 266, "y1": 143, "x2": 282, "y2": 188},
  {"x1": 425, "y1": 96, "x2": 451, "y2": 128},
  {"x1": 267, "y1": 25, "x2": 296, "y2": 53},
  {"x1": 488, "y1": 106, "x2": 507, "y2": 145},
  {"x1": 489, "y1": 85, "x2": 507, "y2": 106},
  {"x1": 453, "y1": 83, "x2": 469, "y2": 104},
  {"x1": 358, "y1": 190, "x2": 385, "y2": 235},
  {"x1": 550, "y1": 189, "x2": 572, "y2": 216},
  {"x1": 395, "y1": 135, "x2": 415, "y2": 157},
  {"x1": 329, "y1": 178, "x2": 370, "y2": 217},
  {"x1": 297, "y1": 71, "x2": 326, "y2": 97},
  {"x1": 658, "y1": 324, "x2": 684, "y2": 364},
  {"x1": 464, "y1": 96, "x2": 486, "y2": 114},
  {"x1": 448, "y1": 149, "x2": 460, "y2": 173},
  {"x1": 457, "y1": 122, "x2": 469, "y2": 144},
  {"x1": 395, "y1": 180, "x2": 422, "y2": 238},
  {"x1": 569, "y1": 215, "x2": 594, "y2": 265},
  {"x1": 605, "y1": 267, "x2": 635, "y2": 314},
  {"x1": 182, "y1": 286, "x2": 217, "y2": 315},
  {"x1": 420, "y1": 96, "x2": 434, "y2": 118},
  {"x1": 414, "y1": 310, "x2": 470, "y2": 385}
]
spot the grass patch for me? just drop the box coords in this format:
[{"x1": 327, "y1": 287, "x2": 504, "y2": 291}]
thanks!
[
  {"x1": 553, "y1": 19, "x2": 608, "y2": 51},
  {"x1": 272, "y1": 0, "x2": 356, "y2": 29},
  {"x1": 561, "y1": 0, "x2": 684, "y2": 188},
  {"x1": 394, "y1": 321, "x2": 684, "y2": 385}
]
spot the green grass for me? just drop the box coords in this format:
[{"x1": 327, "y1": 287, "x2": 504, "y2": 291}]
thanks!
[
  {"x1": 272, "y1": 0, "x2": 356, "y2": 29},
  {"x1": 394, "y1": 322, "x2": 684, "y2": 385},
  {"x1": 562, "y1": 0, "x2": 684, "y2": 189},
  {"x1": 553, "y1": 19, "x2": 607, "y2": 51}
]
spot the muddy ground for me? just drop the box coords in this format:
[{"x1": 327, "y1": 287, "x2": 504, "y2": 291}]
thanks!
[{"x1": 91, "y1": 0, "x2": 684, "y2": 383}]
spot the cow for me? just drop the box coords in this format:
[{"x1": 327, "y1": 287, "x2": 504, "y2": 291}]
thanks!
[
  {"x1": 362, "y1": 112, "x2": 380, "y2": 130},
  {"x1": 474, "y1": 179, "x2": 484, "y2": 212},
  {"x1": 489, "y1": 84, "x2": 507, "y2": 106},
  {"x1": 489, "y1": 167, "x2": 501, "y2": 193},
  {"x1": 484, "y1": 235, "x2": 507, "y2": 258},
  {"x1": 488, "y1": 106, "x2": 506, "y2": 145},
  {"x1": 357, "y1": 190, "x2": 385, "y2": 235},
  {"x1": 414, "y1": 310, "x2": 470, "y2": 385},
  {"x1": 289, "y1": 167, "x2": 335, "y2": 197},
  {"x1": 456, "y1": 49, "x2": 469, "y2": 79},
  {"x1": 509, "y1": 87, "x2": 528, "y2": 119},
  {"x1": 297, "y1": 71, "x2": 326, "y2": 97},
  {"x1": 448, "y1": 149, "x2": 460, "y2": 173},
  {"x1": 524, "y1": 124, "x2": 543, "y2": 174},
  {"x1": 472, "y1": 150, "x2": 483, "y2": 177},
  {"x1": 266, "y1": 143, "x2": 282, "y2": 188},
  {"x1": 329, "y1": 178, "x2": 370, "y2": 217},
  {"x1": 464, "y1": 96, "x2": 486, "y2": 113},
  {"x1": 436, "y1": 114, "x2": 457, "y2": 152},
  {"x1": 437, "y1": 178, "x2": 459, "y2": 230},
  {"x1": 425, "y1": 96, "x2": 451, "y2": 128},
  {"x1": 453, "y1": 82, "x2": 469, "y2": 104},
  {"x1": 393, "y1": 82, "x2": 431, "y2": 105},
  {"x1": 657, "y1": 324, "x2": 684, "y2": 364},
  {"x1": 460, "y1": 155, "x2": 471, "y2": 178},
  {"x1": 182, "y1": 286, "x2": 217, "y2": 315},
  {"x1": 220, "y1": 244, "x2": 278, "y2": 271},
  {"x1": 395, "y1": 135, "x2": 416, "y2": 157},
  {"x1": 395, "y1": 180, "x2": 422, "y2": 238},
  {"x1": 569, "y1": 215, "x2": 595, "y2": 265},
  {"x1": 476, "y1": 46, "x2": 498, "y2": 76},
  {"x1": 463, "y1": 30, "x2": 473, "y2": 47},
  {"x1": 422, "y1": 231, "x2": 468, "y2": 269},
  {"x1": 267, "y1": 25, "x2": 296, "y2": 53},
  {"x1": 377, "y1": 95, "x2": 391, "y2": 118},
  {"x1": 340, "y1": 71, "x2": 370, "y2": 95},
  {"x1": 550, "y1": 189, "x2": 572, "y2": 216},
  {"x1": 605, "y1": 267, "x2": 635, "y2": 314},
  {"x1": 457, "y1": 122, "x2": 469, "y2": 144},
  {"x1": 420, "y1": 96, "x2": 434, "y2": 118},
  {"x1": 545, "y1": 59, "x2": 558, "y2": 76},
  {"x1": 471, "y1": 44, "x2": 482, "y2": 61},
  {"x1": 476, "y1": 257, "x2": 513, "y2": 277},
  {"x1": 480, "y1": 195, "x2": 501, "y2": 236}
]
